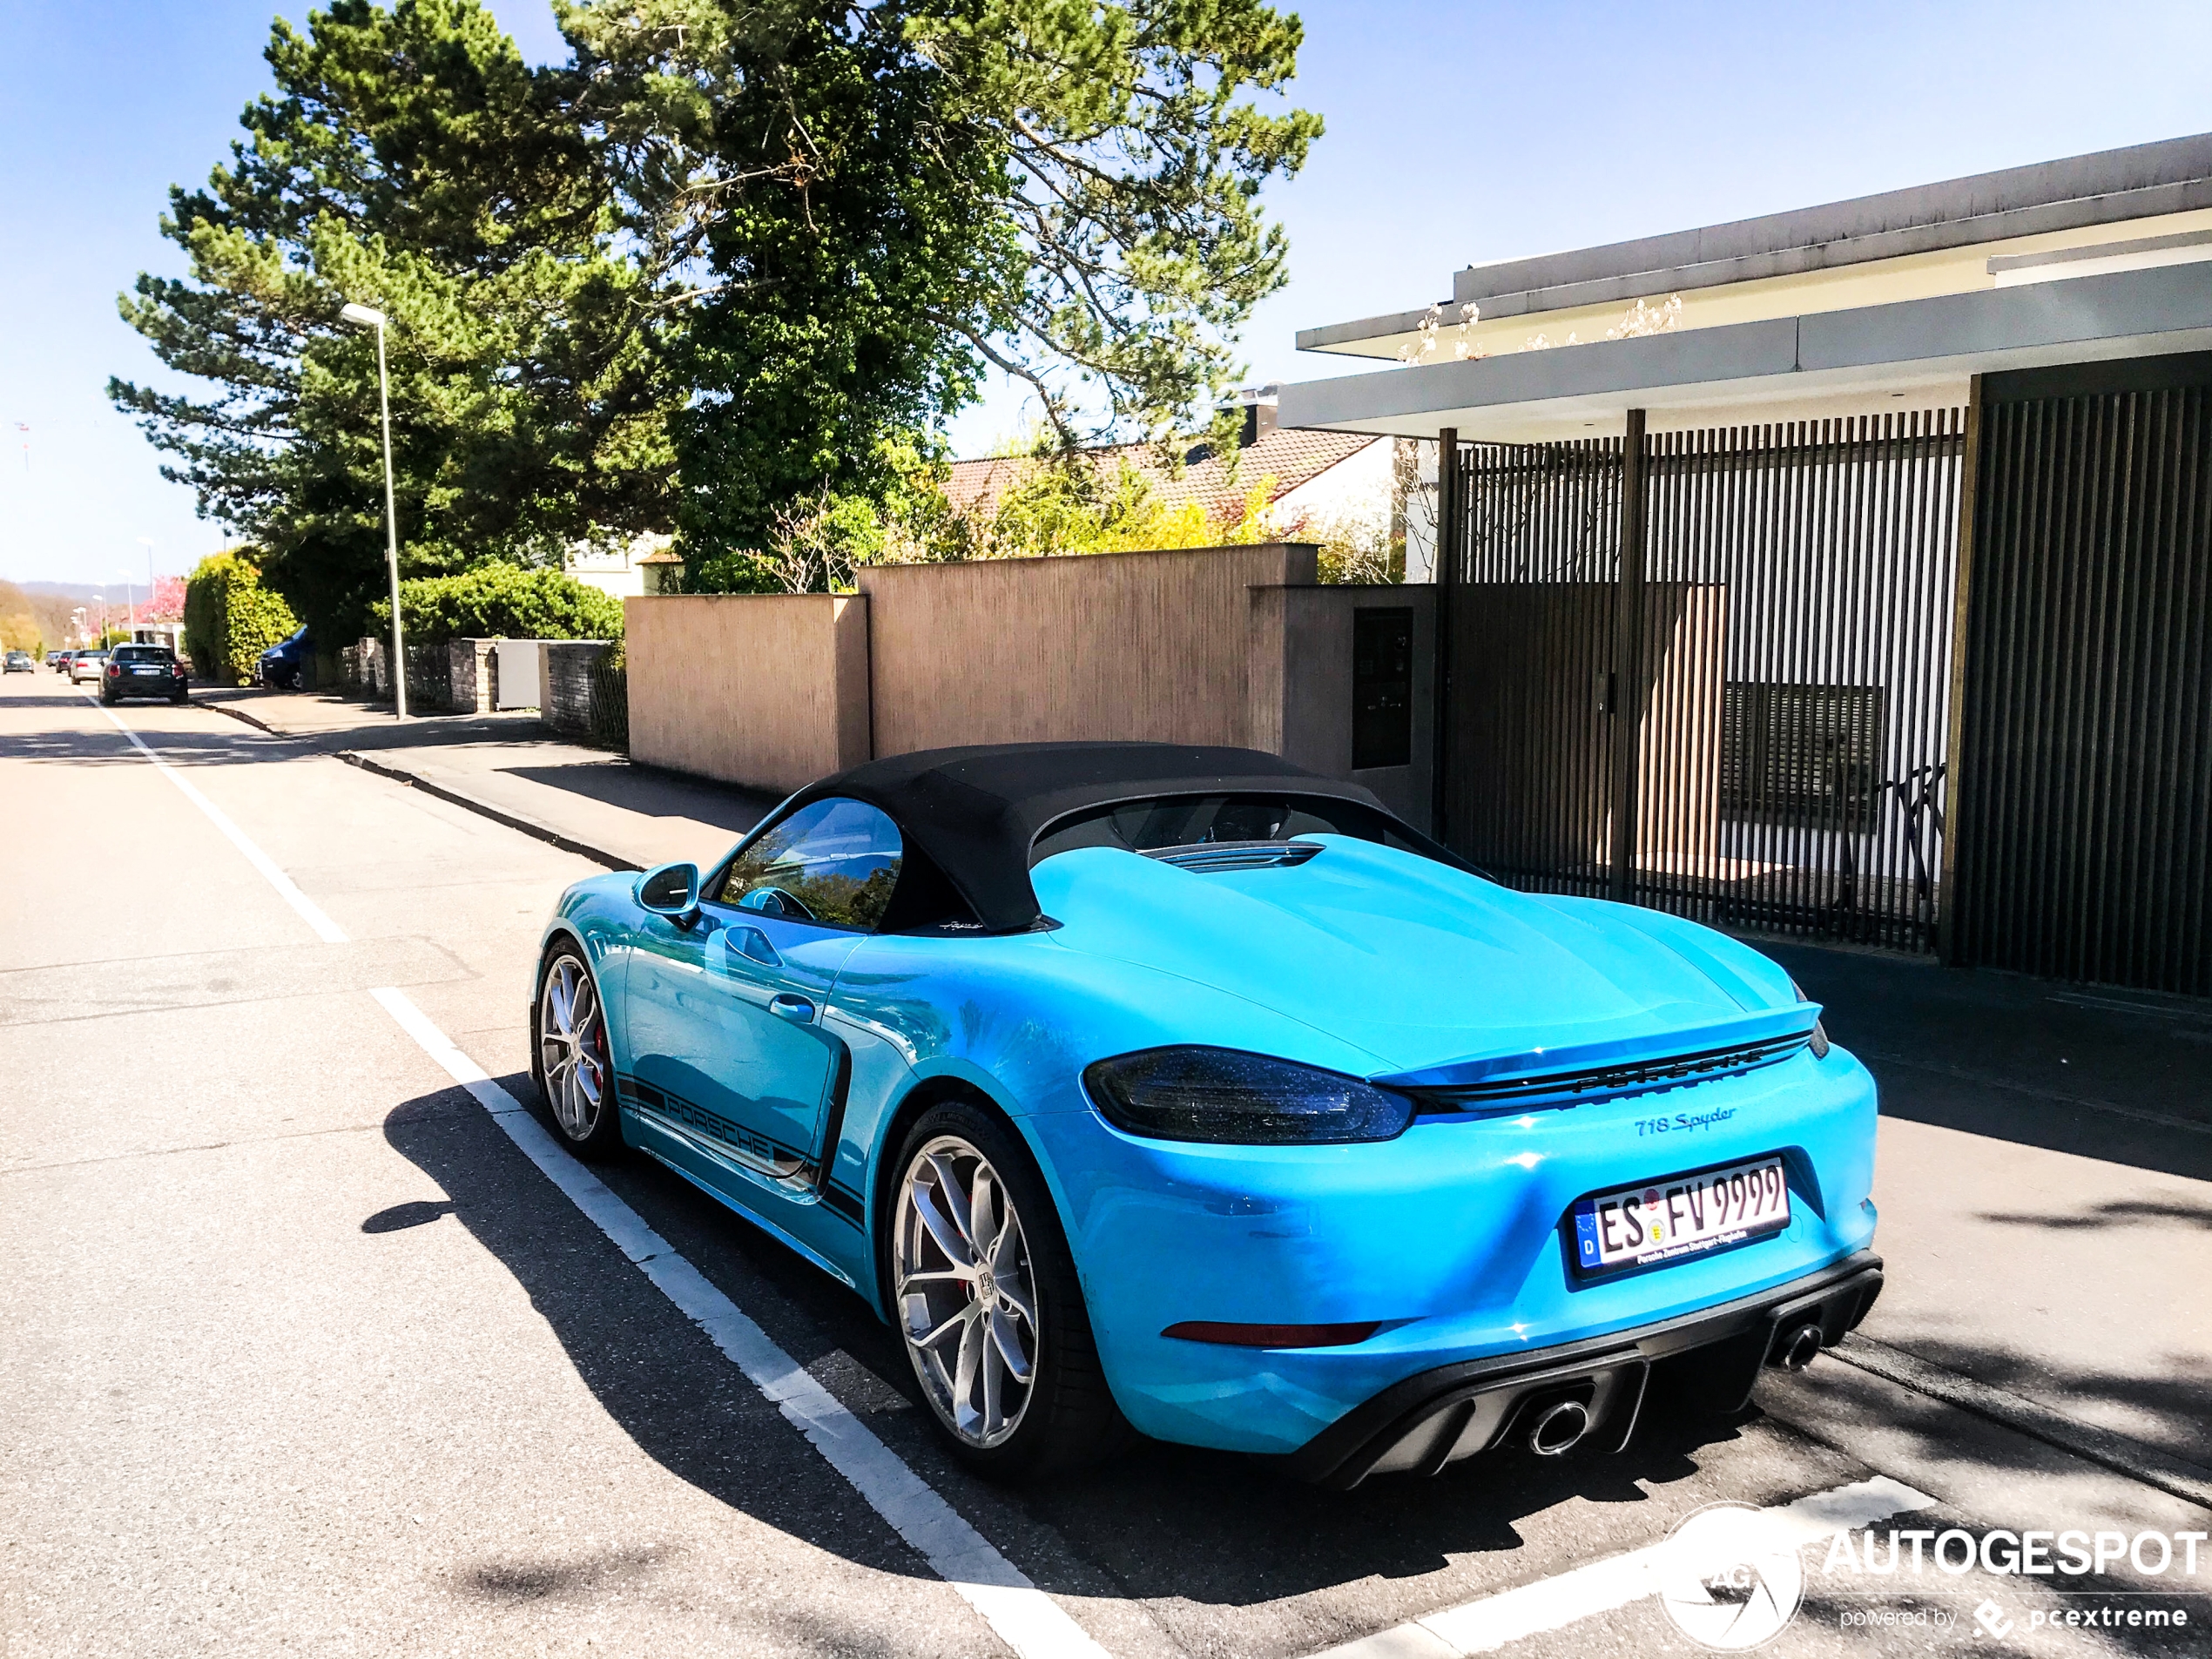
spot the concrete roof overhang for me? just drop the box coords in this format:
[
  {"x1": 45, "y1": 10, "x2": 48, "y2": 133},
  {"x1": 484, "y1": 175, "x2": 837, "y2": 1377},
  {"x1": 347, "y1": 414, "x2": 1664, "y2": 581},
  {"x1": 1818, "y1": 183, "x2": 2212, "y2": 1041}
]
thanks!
[
  {"x1": 1276, "y1": 264, "x2": 2212, "y2": 443},
  {"x1": 1298, "y1": 132, "x2": 2212, "y2": 358}
]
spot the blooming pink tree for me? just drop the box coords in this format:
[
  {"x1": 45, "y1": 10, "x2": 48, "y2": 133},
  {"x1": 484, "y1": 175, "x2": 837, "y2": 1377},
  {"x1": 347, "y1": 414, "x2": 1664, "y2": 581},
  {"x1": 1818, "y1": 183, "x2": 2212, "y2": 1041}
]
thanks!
[{"x1": 142, "y1": 575, "x2": 186, "y2": 622}]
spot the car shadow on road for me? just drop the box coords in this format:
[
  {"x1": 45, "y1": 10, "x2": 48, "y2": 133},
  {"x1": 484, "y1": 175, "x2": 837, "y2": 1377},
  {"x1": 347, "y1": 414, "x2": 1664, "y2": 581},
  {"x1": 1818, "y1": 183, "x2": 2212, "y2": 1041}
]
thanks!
[
  {"x1": 378, "y1": 1084, "x2": 953, "y2": 1587},
  {"x1": 379, "y1": 1078, "x2": 1885, "y2": 1615}
]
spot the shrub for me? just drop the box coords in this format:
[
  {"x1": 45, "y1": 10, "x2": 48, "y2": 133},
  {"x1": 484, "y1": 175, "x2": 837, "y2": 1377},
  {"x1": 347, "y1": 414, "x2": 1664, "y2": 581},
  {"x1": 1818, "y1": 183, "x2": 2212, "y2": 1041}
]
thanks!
[
  {"x1": 372, "y1": 565, "x2": 624, "y2": 646},
  {"x1": 182, "y1": 551, "x2": 300, "y2": 685}
]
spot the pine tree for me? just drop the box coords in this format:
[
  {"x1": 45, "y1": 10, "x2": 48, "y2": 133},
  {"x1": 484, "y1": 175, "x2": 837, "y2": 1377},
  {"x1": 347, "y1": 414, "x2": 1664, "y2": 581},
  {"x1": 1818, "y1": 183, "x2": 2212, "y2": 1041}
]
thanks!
[{"x1": 111, "y1": 0, "x2": 676, "y2": 638}]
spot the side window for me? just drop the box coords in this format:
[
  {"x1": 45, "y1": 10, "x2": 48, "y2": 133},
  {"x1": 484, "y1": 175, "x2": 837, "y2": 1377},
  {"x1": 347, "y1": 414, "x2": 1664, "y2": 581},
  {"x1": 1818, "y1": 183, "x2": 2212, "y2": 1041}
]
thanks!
[{"x1": 715, "y1": 799, "x2": 903, "y2": 932}]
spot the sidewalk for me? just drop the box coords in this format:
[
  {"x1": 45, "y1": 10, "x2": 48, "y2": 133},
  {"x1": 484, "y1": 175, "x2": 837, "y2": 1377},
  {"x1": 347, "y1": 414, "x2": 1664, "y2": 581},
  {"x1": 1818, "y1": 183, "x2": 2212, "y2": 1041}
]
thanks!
[{"x1": 194, "y1": 684, "x2": 778, "y2": 871}]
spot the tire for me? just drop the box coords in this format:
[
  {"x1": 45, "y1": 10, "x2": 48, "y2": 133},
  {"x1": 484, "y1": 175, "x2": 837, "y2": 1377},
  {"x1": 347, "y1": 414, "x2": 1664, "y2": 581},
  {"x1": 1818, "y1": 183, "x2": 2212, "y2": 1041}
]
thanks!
[
  {"x1": 886, "y1": 1098, "x2": 1126, "y2": 1477},
  {"x1": 532, "y1": 942, "x2": 623, "y2": 1159}
]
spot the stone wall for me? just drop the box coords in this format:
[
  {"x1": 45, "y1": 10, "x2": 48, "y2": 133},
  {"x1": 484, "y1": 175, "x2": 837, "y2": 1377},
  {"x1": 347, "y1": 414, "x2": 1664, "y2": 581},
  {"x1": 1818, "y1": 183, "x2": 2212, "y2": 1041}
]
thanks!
[
  {"x1": 448, "y1": 639, "x2": 496, "y2": 713},
  {"x1": 344, "y1": 638, "x2": 391, "y2": 699},
  {"x1": 543, "y1": 641, "x2": 614, "y2": 738},
  {"x1": 403, "y1": 643, "x2": 448, "y2": 711}
]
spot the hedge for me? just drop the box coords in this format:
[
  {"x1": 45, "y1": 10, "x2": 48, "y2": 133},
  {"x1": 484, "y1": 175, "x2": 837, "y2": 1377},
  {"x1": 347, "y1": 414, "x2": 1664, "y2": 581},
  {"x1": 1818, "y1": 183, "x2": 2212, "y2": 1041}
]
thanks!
[
  {"x1": 371, "y1": 565, "x2": 624, "y2": 646},
  {"x1": 182, "y1": 552, "x2": 300, "y2": 685}
]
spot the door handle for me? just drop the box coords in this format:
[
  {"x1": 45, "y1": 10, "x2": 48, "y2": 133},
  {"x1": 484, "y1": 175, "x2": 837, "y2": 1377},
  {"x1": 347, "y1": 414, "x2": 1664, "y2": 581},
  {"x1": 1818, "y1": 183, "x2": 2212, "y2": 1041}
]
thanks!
[{"x1": 769, "y1": 993, "x2": 815, "y2": 1023}]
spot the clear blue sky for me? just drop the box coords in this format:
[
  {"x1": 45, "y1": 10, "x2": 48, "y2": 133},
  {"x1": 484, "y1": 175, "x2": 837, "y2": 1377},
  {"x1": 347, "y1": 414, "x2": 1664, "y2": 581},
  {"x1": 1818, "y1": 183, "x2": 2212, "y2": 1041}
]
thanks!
[{"x1": 3, "y1": 0, "x2": 2207, "y2": 586}]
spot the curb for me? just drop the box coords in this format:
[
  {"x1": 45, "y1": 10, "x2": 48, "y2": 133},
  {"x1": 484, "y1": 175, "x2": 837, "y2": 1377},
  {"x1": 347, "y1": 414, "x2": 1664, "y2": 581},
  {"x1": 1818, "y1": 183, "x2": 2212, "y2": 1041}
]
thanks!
[
  {"x1": 333, "y1": 750, "x2": 643, "y2": 874},
  {"x1": 1832, "y1": 1333, "x2": 2212, "y2": 1510},
  {"x1": 197, "y1": 695, "x2": 645, "y2": 875},
  {"x1": 200, "y1": 698, "x2": 293, "y2": 738}
]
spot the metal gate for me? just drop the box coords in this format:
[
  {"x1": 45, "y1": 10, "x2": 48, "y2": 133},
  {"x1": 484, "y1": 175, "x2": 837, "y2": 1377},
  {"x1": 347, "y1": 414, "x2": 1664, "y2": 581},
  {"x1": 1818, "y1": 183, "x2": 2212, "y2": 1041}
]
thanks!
[
  {"x1": 1440, "y1": 409, "x2": 1966, "y2": 950},
  {"x1": 1948, "y1": 361, "x2": 2212, "y2": 993}
]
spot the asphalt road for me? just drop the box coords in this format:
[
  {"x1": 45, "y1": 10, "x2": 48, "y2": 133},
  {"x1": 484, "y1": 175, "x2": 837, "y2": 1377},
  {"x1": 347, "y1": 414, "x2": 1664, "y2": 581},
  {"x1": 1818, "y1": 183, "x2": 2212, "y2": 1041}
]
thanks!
[{"x1": 3, "y1": 672, "x2": 2207, "y2": 1659}]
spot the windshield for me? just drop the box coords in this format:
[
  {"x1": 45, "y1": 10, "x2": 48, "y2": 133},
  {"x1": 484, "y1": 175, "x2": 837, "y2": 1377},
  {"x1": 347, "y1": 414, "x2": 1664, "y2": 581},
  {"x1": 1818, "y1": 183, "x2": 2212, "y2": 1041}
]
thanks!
[
  {"x1": 113, "y1": 645, "x2": 173, "y2": 663},
  {"x1": 1030, "y1": 793, "x2": 1436, "y2": 864}
]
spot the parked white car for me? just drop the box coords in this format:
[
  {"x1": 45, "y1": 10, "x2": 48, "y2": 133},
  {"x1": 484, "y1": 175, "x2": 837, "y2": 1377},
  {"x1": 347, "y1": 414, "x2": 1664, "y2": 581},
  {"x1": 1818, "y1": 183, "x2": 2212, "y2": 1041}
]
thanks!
[{"x1": 69, "y1": 651, "x2": 109, "y2": 684}]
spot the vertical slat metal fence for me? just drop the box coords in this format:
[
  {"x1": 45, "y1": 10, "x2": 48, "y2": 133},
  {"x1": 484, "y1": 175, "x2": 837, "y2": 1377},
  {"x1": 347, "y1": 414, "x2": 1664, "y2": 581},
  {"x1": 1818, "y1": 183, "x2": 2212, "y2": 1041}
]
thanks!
[
  {"x1": 1951, "y1": 381, "x2": 2212, "y2": 992},
  {"x1": 1447, "y1": 438, "x2": 1622, "y2": 896},
  {"x1": 1448, "y1": 410, "x2": 1965, "y2": 950}
]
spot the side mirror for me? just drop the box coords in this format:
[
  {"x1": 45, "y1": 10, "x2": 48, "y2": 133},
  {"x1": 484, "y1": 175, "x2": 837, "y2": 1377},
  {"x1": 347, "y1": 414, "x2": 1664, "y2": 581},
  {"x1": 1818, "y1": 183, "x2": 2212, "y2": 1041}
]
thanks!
[{"x1": 637, "y1": 861, "x2": 700, "y2": 924}]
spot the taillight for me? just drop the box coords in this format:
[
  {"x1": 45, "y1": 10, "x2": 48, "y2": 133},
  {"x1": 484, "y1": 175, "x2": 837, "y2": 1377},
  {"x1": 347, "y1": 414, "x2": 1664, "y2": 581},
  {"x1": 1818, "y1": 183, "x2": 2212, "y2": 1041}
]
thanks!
[{"x1": 106, "y1": 663, "x2": 119, "y2": 677}]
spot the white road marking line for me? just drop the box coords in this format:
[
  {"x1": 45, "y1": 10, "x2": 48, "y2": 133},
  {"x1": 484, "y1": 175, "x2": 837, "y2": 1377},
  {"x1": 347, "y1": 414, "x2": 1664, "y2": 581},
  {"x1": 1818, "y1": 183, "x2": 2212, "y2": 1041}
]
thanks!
[
  {"x1": 1306, "y1": 1475, "x2": 1937, "y2": 1659},
  {"x1": 85, "y1": 694, "x2": 348, "y2": 943},
  {"x1": 368, "y1": 986, "x2": 1111, "y2": 1659}
]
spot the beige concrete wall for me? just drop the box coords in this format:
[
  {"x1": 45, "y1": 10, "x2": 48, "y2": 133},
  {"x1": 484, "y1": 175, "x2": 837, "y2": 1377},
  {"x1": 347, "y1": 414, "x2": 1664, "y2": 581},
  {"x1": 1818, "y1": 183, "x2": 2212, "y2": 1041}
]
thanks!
[
  {"x1": 858, "y1": 544, "x2": 1317, "y2": 756},
  {"x1": 624, "y1": 593, "x2": 869, "y2": 793},
  {"x1": 1251, "y1": 583, "x2": 1434, "y2": 826},
  {"x1": 622, "y1": 550, "x2": 1438, "y2": 824}
]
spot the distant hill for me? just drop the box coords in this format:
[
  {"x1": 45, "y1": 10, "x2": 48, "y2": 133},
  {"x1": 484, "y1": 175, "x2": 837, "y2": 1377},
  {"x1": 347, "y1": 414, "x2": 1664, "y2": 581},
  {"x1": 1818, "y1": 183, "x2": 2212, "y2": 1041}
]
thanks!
[
  {"x1": 16, "y1": 580, "x2": 140, "y2": 604},
  {"x1": 0, "y1": 581, "x2": 87, "y2": 653}
]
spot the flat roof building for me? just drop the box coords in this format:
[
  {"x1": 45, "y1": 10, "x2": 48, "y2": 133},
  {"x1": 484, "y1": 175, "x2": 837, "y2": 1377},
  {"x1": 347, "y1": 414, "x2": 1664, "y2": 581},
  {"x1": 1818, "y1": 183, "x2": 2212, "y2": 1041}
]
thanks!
[
  {"x1": 1281, "y1": 132, "x2": 2212, "y2": 442},
  {"x1": 1276, "y1": 135, "x2": 2212, "y2": 998}
]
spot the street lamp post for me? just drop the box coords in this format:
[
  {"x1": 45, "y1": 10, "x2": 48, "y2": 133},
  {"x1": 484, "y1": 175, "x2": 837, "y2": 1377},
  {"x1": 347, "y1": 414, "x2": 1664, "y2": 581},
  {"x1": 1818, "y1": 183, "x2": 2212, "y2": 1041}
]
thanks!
[{"x1": 339, "y1": 301, "x2": 407, "y2": 719}]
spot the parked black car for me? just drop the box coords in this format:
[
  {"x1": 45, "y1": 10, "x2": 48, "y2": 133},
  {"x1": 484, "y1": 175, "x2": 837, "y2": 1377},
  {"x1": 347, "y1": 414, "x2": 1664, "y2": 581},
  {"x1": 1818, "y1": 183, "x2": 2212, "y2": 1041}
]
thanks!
[
  {"x1": 102, "y1": 644, "x2": 189, "y2": 705},
  {"x1": 256, "y1": 627, "x2": 312, "y2": 690}
]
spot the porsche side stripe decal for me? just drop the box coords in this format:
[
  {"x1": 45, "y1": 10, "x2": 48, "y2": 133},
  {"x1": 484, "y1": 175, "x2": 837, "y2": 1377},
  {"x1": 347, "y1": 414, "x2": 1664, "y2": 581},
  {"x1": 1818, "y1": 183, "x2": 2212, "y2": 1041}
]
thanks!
[{"x1": 373, "y1": 988, "x2": 1112, "y2": 1659}]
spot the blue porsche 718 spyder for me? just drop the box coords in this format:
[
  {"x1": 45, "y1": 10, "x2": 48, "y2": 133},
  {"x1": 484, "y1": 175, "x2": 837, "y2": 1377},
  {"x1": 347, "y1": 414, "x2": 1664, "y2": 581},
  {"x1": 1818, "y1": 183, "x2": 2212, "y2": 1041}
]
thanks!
[{"x1": 531, "y1": 742, "x2": 1880, "y2": 1485}]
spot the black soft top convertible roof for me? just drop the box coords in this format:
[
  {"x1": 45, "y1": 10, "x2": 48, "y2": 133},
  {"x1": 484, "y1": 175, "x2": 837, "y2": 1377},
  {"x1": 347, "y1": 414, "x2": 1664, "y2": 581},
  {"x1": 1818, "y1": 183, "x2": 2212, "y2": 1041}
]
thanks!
[{"x1": 780, "y1": 741, "x2": 1406, "y2": 934}]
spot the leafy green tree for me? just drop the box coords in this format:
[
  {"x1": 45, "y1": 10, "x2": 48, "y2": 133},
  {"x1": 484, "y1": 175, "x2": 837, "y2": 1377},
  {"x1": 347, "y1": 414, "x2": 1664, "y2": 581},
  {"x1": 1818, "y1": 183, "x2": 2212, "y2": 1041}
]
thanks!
[
  {"x1": 182, "y1": 550, "x2": 302, "y2": 684},
  {"x1": 560, "y1": 0, "x2": 1319, "y2": 573},
  {"x1": 977, "y1": 453, "x2": 1276, "y2": 557},
  {"x1": 371, "y1": 564, "x2": 626, "y2": 644},
  {"x1": 111, "y1": 0, "x2": 675, "y2": 642}
]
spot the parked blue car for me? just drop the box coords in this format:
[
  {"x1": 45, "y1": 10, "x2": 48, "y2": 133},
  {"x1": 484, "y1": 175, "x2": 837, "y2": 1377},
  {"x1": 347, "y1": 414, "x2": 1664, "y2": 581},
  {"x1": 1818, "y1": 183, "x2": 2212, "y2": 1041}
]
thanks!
[
  {"x1": 532, "y1": 743, "x2": 1880, "y2": 1481},
  {"x1": 255, "y1": 627, "x2": 312, "y2": 689}
]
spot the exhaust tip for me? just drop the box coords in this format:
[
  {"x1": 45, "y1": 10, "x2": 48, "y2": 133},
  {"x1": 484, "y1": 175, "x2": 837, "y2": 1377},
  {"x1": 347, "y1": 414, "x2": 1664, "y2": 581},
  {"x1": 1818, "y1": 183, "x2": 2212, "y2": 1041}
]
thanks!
[
  {"x1": 1525, "y1": 1397, "x2": 1592, "y2": 1457},
  {"x1": 1777, "y1": 1322, "x2": 1824, "y2": 1372}
]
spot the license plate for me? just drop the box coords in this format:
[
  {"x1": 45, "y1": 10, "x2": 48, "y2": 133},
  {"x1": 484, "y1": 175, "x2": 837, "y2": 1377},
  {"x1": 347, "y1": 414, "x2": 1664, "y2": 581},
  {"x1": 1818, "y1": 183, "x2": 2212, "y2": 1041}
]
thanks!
[
  {"x1": 1569, "y1": 1156, "x2": 1789, "y2": 1276},
  {"x1": 132, "y1": 667, "x2": 159, "y2": 675}
]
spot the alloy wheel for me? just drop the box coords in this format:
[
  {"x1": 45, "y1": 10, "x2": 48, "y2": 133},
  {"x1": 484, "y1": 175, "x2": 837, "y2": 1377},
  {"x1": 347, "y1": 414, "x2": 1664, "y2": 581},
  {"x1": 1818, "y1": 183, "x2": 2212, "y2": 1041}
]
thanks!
[
  {"x1": 894, "y1": 1136, "x2": 1040, "y2": 1448},
  {"x1": 538, "y1": 954, "x2": 608, "y2": 1141}
]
